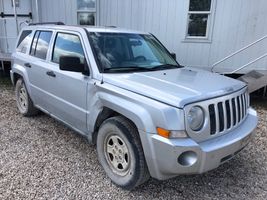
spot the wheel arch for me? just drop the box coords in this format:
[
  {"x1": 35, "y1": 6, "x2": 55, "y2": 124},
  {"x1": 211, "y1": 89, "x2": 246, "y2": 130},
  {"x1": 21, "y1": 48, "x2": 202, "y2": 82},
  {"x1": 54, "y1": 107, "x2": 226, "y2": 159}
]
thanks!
[
  {"x1": 13, "y1": 72, "x2": 22, "y2": 85},
  {"x1": 92, "y1": 107, "x2": 143, "y2": 144},
  {"x1": 11, "y1": 66, "x2": 32, "y2": 96},
  {"x1": 89, "y1": 96, "x2": 154, "y2": 144}
]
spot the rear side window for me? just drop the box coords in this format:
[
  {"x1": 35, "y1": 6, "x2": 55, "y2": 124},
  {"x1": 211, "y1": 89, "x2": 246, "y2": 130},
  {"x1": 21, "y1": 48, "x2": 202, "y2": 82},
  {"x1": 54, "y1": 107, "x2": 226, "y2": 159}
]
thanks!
[
  {"x1": 30, "y1": 31, "x2": 52, "y2": 60},
  {"x1": 52, "y1": 32, "x2": 85, "y2": 64},
  {"x1": 17, "y1": 30, "x2": 33, "y2": 53}
]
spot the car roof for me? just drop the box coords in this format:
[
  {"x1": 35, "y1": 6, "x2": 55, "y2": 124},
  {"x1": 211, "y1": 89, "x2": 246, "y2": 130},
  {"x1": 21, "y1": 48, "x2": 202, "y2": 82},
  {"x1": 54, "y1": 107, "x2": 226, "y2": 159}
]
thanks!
[{"x1": 22, "y1": 25, "x2": 149, "y2": 35}]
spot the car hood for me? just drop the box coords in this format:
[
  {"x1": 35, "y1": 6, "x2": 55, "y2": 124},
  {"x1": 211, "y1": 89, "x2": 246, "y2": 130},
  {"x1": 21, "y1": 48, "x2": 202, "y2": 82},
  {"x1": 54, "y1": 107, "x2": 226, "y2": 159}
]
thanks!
[{"x1": 102, "y1": 67, "x2": 246, "y2": 108}]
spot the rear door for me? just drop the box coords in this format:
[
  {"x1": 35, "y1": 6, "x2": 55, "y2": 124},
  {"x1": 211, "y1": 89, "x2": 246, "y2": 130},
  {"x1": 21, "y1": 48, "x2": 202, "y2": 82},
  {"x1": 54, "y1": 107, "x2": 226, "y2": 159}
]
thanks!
[{"x1": 26, "y1": 30, "x2": 54, "y2": 111}]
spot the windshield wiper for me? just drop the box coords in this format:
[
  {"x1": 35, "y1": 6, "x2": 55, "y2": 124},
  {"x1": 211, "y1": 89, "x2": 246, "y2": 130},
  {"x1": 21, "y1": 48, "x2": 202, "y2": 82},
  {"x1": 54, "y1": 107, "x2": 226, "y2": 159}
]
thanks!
[
  {"x1": 103, "y1": 64, "x2": 182, "y2": 73},
  {"x1": 150, "y1": 64, "x2": 181, "y2": 70},
  {"x1": 103, "y1": 66, "x2": 152, "y2": 73}
]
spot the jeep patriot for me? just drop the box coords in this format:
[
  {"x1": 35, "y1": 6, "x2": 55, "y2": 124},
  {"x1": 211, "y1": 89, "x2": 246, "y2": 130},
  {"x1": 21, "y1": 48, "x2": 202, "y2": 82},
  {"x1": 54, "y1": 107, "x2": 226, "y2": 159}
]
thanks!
[{"x1": 10, "y1": 24, "x2": 258, "y2": 189}]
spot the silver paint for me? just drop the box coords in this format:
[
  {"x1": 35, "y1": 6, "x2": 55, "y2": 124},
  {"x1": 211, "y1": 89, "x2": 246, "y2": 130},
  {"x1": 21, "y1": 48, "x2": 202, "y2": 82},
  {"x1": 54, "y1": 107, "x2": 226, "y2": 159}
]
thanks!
[{"x1": 11, "y1": 25, "x2": 258, "y2": 180}]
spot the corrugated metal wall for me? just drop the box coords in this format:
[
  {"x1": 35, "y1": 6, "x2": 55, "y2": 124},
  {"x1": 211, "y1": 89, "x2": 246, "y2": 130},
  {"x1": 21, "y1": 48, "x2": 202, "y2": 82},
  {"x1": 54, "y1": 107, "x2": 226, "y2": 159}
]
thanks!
[
  {"x1": 0, "y1": 0, "x2": 34, "y2": 53},
  {"x1": 39, "y1": 0, "x2": 77, "y2": 25},
  {"x1": 39, "y1": 0, "x2": 267, "y2": 73},
  {"x1": 0, "y1": 0, "x2": 5, "y2": 53}
]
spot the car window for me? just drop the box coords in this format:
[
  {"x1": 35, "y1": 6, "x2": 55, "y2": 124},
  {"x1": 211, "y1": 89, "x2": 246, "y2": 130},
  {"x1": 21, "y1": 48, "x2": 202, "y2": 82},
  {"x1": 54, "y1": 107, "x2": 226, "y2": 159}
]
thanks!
[
  {"x1": 52, "y1": 33, "x2": 85, "y2": 64},
  {"x1": 30, "y1": 31, "x2": 52, "y2": 60},
  {"x1": 130, "y1": 38, "x2": 157, "y2": 61},
  {"x1": 30, "y1": 31, "x2": 40, "y2": 56},
  {"x1": 88, "y1": 32, "x2": 178, "y2": 72},
  {"x1": 17, "y1": 30, "x2": 33, "y2": 54}
]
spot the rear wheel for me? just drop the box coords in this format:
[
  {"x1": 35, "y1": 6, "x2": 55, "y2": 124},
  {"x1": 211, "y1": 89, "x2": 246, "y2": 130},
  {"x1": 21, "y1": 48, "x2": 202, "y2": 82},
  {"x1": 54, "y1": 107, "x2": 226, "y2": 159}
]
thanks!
[
  {"x1": 15, "y1": 78, "x2": 39, "y2": 116},
  {"x1": 96, "y1": 116, "x2": 150, "y2": 190}
]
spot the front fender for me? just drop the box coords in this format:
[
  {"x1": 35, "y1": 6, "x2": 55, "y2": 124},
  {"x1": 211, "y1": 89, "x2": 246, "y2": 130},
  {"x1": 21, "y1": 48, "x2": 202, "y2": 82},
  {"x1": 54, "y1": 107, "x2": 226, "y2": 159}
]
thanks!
[
  {"x1": 99, "y1": 92, "x2": 154, "y2": 131},
  {"x1": 87, "y1": 83, "x2": 185, "y2": 137}
]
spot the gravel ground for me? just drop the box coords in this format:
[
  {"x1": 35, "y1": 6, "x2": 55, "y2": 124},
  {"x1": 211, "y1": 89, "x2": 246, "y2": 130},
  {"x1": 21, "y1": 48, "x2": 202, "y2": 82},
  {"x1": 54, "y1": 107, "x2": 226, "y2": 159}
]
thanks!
[{"x1": 0, "y1": 78, "x2": 266, "y2": 200}]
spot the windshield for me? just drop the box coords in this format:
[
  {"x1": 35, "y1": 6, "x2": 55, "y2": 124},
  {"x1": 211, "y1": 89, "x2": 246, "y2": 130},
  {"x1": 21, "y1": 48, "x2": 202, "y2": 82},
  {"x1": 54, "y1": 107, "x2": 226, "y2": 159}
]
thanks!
[{"x1": 88, "y1": 32, "x2": 180, "y2": 73}]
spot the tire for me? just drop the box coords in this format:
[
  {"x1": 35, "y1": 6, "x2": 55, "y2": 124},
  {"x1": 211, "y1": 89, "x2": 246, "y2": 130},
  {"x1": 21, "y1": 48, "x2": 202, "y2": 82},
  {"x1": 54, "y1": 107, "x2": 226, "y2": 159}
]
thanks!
[
  {"x1": 15, "y1": 78, "x2": 39, "y2": 116},
  {"x1": 96, "y1": 116, "x2": 150, "y2": 190}
]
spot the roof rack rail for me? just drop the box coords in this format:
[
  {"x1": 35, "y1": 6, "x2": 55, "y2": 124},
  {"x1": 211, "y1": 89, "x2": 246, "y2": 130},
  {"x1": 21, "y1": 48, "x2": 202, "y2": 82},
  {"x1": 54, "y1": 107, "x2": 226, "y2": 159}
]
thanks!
[{"x1": 29, "y1": 22, "x2": 65, "y2": 26}]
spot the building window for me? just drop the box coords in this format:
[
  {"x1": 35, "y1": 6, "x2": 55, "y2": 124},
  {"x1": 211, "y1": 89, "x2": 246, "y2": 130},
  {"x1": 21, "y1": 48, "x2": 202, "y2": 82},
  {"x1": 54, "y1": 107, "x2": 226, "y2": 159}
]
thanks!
[
  {"x1": 77, "y1": 0, "x2": 96, "y2": 26},
  {"x1": 186, "y1": 0, "x2": 215, "y2": 39}
]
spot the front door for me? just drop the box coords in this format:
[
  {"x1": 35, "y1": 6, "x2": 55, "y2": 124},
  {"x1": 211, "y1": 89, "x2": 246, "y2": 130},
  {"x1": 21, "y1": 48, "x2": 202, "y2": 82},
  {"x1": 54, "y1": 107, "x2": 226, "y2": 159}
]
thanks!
[
  {"x1": 0, "y1": 0, "x2": 32, "y2": 53},
  {"x1": 41, "y1": 31, "x2": 90, "y2": 134}
]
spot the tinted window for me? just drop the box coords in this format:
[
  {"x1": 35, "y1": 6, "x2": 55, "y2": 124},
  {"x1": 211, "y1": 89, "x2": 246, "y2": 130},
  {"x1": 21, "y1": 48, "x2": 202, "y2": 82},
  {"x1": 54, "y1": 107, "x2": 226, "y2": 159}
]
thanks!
[
  {"x1": 88, "y1": 32, "x2": 178, "y2": 72},
  {"x1": 52, "y1": 33, "x2": 85, "y2": 64},
  {"x1": 130, "y1": 38, "x2": 157, "y2": 61},
  {"x1": 17, "y1": 30, "x2": 32, "y2": 53},
  {"x1": 30, "y1": 31, "x2": 52, "y2": 60}
]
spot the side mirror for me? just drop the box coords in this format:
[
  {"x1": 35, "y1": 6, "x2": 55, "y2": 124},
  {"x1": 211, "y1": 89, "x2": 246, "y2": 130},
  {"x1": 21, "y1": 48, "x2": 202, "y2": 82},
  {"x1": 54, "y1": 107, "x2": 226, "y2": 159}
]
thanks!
[
  {"x1": 59, "y1": 56, "x2": 89, "y2": 75},
  {"x1": 170, "y1": 53, "x2": 176, "y2": 60}
]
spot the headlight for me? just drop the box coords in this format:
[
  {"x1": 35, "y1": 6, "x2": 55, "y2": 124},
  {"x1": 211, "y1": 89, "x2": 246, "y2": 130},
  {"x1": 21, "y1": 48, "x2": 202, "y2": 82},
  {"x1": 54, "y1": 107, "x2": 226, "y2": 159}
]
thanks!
[{"x1": 187, "y1": 106, "x2": 204, "y2": 131}]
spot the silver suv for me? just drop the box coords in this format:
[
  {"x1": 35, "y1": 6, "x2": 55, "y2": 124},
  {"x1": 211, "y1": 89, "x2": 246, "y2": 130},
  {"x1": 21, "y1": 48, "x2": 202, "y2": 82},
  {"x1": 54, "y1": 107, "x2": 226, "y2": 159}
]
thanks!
[{"x1": 11, "y1": 24, "x2": 258, "y2": 190}]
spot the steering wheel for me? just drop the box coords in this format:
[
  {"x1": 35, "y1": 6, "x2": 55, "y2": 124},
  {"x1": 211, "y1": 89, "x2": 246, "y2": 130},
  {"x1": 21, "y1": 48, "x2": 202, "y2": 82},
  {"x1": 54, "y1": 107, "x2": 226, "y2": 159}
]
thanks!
[{"x1": 134, "y1": 56, "x2": 146, "y2": 62}]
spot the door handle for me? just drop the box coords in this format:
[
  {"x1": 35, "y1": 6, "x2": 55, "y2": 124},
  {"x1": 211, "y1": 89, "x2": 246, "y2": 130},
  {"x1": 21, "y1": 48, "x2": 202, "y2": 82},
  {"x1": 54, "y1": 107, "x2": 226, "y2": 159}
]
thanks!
[
  {"x1": 24, "y1": 63, "x2": 31, "y2": 68},
  {"x1": 46, "y1": 71, "x2": 56, "y2": 77}
]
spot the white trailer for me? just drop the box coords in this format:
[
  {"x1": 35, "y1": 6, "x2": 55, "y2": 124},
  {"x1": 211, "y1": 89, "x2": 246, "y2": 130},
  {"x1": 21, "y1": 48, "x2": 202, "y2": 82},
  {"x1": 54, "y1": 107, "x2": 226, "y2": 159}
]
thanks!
[{"x1": 0, "y1": 0, "x2": 38, "y2": 75}]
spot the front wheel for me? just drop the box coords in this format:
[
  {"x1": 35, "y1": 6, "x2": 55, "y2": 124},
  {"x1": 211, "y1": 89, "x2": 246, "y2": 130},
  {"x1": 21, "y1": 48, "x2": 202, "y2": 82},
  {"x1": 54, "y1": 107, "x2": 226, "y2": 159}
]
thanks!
[
  {"x1": 15, "y1": 78, "x2": 39, "y2": 116},
  {"x1": 96, "y1": 116, "x2": 150, "y2": 190}
]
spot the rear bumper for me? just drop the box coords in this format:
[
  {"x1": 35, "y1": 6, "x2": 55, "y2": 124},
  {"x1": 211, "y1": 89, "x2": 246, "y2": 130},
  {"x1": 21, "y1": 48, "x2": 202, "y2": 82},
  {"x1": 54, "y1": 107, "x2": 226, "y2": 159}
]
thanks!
[{"x1": 140, "y1": 108, "x2": 258, "y2": 180}]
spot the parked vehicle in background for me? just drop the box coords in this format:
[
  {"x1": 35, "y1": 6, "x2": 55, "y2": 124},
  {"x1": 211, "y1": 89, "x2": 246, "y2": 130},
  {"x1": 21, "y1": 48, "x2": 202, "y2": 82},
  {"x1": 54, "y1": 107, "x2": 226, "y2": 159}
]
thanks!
[{"x1": 10, "y1": 23, "x2": 258, "y2": 190}]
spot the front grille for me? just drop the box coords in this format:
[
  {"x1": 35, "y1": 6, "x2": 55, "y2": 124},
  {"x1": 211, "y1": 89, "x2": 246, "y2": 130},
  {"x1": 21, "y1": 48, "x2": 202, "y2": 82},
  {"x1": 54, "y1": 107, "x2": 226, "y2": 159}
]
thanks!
[{"x1": 208, "y1": 91, "x2": 249, "y2": 135}]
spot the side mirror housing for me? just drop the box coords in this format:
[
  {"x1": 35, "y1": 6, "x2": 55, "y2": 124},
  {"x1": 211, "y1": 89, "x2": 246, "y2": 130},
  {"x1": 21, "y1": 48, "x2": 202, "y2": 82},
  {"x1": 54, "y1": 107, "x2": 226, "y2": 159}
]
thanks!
[
  {"x1": 59, "y1": 56, "x2": 89, "y2": 75},
  {"x1": 170, "y1": 53, "x2": 176, "y2": 60}
]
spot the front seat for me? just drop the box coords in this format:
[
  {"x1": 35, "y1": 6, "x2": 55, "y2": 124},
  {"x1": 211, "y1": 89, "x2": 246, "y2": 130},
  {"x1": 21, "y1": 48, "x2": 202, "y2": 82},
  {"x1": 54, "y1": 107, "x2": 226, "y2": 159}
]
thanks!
[{"x1": 104, "y1": 38, "x2": 122, "y2": 66}]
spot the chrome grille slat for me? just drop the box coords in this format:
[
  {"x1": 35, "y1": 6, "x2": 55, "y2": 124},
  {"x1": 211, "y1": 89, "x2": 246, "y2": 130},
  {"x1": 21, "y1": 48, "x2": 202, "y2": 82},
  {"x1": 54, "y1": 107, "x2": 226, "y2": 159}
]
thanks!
[
  {"x1": 214, "y1": 103, "x2": 220, "y2": 133},
  {"x1": 242, "y1": 94, "x2": 246, "y2": 116},
  {"x1": 229, "y1": 99, "x2": 234, "y2": 128},
  {"x1": 208, "y1": 90, "x2": 248, "y2": 136},
  {"x1": 239, "y1": 97, "x2": 242, "y2": 122},
  {"x1": 222, "y1": 101, "x2": 227, "y2": 131},
  {"x1": 246, "y1": 93, "x2": 249, "y2": 113},
  {"x1": 241, "y1": 95, "x2": 244, "y2": 119},
  {"x1": 235, "y1": 97, "x2": 239, "y2": 125}
]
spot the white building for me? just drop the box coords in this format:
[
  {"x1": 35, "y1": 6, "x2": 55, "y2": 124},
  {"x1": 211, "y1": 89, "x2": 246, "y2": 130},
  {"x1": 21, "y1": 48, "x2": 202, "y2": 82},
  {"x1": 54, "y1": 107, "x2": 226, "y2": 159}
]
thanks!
[{"x1": 1, "y1": 0, "x2": 267, "y2": 75}]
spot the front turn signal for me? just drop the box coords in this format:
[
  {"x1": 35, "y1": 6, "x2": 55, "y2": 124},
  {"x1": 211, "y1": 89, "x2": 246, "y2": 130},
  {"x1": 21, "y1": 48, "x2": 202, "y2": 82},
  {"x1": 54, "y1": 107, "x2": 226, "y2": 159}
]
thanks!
[
  {"x1": 157, "y1": 127, "x2": 170, "y2": 138},
  {"x1": 157, "y1": 127, "x2": 188, "y2": 139}
]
